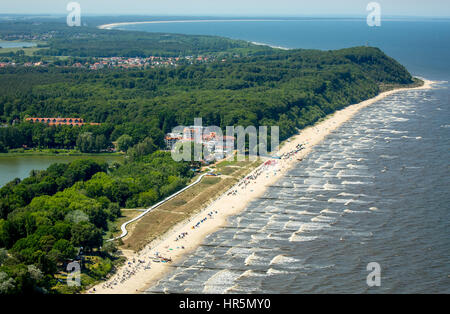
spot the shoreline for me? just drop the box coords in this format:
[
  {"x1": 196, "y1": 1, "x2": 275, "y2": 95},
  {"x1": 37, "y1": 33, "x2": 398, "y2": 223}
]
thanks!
[
  {"x1": 90, "y1": 79, "x2": 434, "y2": 294},
  {"x1": 98, "y1": 19, "x2": 296, "y2": 30},
  {"x1": 97, "y1": 19, "x2": 293, "y2": 50}
]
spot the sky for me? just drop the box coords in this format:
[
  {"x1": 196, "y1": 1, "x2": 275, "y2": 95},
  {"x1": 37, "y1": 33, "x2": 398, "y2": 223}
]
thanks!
[{"x1": 0, "y1": 0, "x2": 449, "y2": 17}]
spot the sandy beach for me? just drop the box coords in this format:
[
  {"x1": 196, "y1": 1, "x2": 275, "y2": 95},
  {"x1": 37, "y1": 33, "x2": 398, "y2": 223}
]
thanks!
[
  {"x1": 98, "y1": 19, "x2": 291, "y2": 30},
  {"x1": 90, "y1": 79, "x2": 434, "y2": 294}
]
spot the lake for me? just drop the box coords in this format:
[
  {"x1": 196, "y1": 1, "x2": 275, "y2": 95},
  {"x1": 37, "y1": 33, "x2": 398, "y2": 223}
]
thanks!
[
  {"x1": 0, "y1": 155, "x2": 123, "y2": 187},
  {"x1": 0, "y1": 41, "x2": 36, "y2": 48}
]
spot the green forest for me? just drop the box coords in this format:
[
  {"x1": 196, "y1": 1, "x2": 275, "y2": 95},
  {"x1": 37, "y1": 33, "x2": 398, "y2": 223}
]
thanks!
[
  {"x1": 0, "y1": 153, "x2": 192, "y2": 293},
  {"x1": 0, "y1": 46, "x2": 414, "y2": 153}
]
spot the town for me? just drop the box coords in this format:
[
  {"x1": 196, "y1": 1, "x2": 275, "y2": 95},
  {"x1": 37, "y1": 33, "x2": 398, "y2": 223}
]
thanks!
[
  {"x1": 0, "y1": 54, "x2": 215, "y2": 70},
  {"x1": 165, "y1": 125, "x2": 236, "y2": 162}
]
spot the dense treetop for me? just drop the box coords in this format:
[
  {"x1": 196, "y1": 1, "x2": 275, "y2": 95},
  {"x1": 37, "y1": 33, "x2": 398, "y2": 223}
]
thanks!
[{"x1": 0, "y1": 43, "x2": 414, "y2": 151}]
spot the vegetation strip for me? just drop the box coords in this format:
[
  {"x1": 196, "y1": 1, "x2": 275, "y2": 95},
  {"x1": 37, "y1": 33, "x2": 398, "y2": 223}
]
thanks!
[{"x1": 109, "y1": 172, "x2": 209, "y2": 241}]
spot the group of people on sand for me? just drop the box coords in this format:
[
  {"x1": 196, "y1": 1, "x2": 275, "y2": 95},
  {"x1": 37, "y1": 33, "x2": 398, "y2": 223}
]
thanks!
[
  {"x1": 227, "y1": 160, "x2": 280, "y2": 197},
  {"x1": 175, "y1": 231, "x2": 188, "y2": 241},
  {"x1": 280, "y1": 144, "x2": 304, "y2": 160},
  {"x1": 100, "y1": 258, "x2": 146, "y2": 290},
  {"x1": 153, "y1": 252, "x2": 172, "y2": 263},
  {"x1": 98, "y1": 248, "x2": 176, "y2": 291},
  {"x1": 191, "y1": 210, "x2": 218, "y2": 230}
]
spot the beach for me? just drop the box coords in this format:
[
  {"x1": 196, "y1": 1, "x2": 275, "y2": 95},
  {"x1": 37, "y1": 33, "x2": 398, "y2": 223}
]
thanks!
[
  {"x1": 90, "y1": 79, "x2": 434, "y2": 294},
  {"x1": 98, "y1": 19, "x2": 292, "y2": 30}
]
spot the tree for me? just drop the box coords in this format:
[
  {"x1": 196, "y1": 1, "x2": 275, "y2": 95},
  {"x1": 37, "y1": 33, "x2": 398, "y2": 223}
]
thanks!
[
  {"x1": 102, "y1": 241, "x2": 118, "y2": 255},
  {"x1": 0, "y1": 271, "x2": 16, "y2": 294},
  {"x1": 117, "y1": 134, "x2": 133, "y2": 152},
  {"x1": 137, "y1": 189, "x2": 158, "y2": 207},
  {"x1": 0, "y1": 248, "x2": 8, "y2": 265},
  {"x1": 127, "y1": 137, "x2": 157, "y2": 161},
  {"x1": 76, "y1": 132, "x2": 94, "y2": 153},
  {"x1": 94, "y1": 134, "x2": 108, "y2": 152},
  {"x1": 70, "y1": 222, "x2": 103, "y2": 252},
  {"x1": 27, "y1": 265, "x2": 43, "y2": 282},
  {"x1": 52, "y1": 239, "x2": 77, "y2": 262},
  {"x1": 0, "y1": 141, "x2": 7, "y2": 153}
]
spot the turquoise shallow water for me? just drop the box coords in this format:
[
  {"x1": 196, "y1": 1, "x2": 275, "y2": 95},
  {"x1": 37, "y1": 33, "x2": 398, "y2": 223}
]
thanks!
[{"x1": 119, "y1": 19, "x2": 450, "y2": 293}]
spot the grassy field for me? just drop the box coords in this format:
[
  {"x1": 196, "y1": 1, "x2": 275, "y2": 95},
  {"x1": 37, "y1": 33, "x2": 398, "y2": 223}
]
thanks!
[
  {"x1": 106, "y1": 209, "x2": 144, "y2": 240},
  {"x1": 119, "y1": 156, "x2": 261, "y2": 251}
]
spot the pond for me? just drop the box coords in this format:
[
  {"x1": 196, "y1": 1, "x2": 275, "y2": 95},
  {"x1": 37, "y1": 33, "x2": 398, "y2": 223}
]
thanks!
[
  {"x1": 0, "y1": 155, "x2": 124, "y2": 187},
  {"x1": 0, "y1": 41, "x2": 37, "y2": 48}
]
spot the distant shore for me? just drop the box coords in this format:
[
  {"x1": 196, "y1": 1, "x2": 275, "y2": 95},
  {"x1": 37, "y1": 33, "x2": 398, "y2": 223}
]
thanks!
[
  {"x1": 98, "y1": 19, "x2": 292, "y2": 50},
  {"x1": 90, "y1": 78, "x2": 434, "y2": 294},
  {"x1": 98, "y1": 19, "x2": 292, "y2": 30}
]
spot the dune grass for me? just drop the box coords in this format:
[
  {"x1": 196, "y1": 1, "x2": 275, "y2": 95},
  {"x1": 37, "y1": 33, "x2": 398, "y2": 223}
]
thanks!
[{"x1": 120, "y1": 158, "x2": 261, "y2": 251}]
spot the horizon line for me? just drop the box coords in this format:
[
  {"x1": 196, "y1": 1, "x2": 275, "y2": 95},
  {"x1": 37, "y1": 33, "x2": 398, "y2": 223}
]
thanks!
[{"x1": 1, "y1": 13, "x2": 450, "y2": 19}]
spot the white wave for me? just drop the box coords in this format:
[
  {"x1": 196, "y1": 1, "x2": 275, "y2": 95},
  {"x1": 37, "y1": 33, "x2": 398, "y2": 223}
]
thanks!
[
  {"x1": 266, "y1": 268, "x2": 291, "y2": 275},
  {"x1": 323, "y1": 183, "x2": 341, "y2": 190},
  {"x1": 380, "y1": 155, "x2": 398, "y2": 159},
  {"x1": 244, "y1": 252, "x2": 260, "y2": 266},
  {"x1": 297, "y1": 222, "x2": 329, "y2": 233},
  {"x1": 343, "y1": 209, "x2": 371, "y2": 214},
  {"x1": 236, "y1": 270, "x2": 264, "y2": 280},
  {"x1": 306, "y1": 185, "x2": 326, "y2": 191},
  {"x1": 282, "y1": 181, "x2": 294, "y2": 188},
  {"x1": 202, "y1": 270, "x2": 241, "y2": 293},
  {"x1": 320, "y1": 208, "x2": 338, "y2": 215},
  {"x1": 266, "y1": 233, "x2": 285, "y2": 241},
  {"x1": 347, "y1": 164, "x2": 369, "y2": 170},
  {"x1": 283, "y1": 220, "x2": 304, "y2": 230},
  {"x1": 393, "y1": 117, "x2": 409, "y2": 122},
  {"x1": 250, "y1": 233, "x2": 266, "y2": 241},
  {"x1": 333, "y1": 161, "x2": 348, "y2": 169},
  {"x1": 328, "y1": 198, "x2": 352, "y2": 204},
  {"x1": 269, "y1": 254, "x2": 300, "y2": 266},
  {"x1": 298, "y1": 210, "x2": 318, "y2": 216},
  {"x1": 311, "y1": 215, "x2": 336, "y2": 223},
  {"x1": 391, "y1": 130, "x2": 408, "y2": 134},
  {"x1": 342, "y1": 181, "x2": 369, "y2": 185},
  {"x1": 288, "y1": 234, "x2": 320, "y2": 242},
  {"x1": 338, "y1": 192, "x2": 368, "y2": 198},
  {"x1": 225, "y1": 247, "x2": 252, "y2": 257}
]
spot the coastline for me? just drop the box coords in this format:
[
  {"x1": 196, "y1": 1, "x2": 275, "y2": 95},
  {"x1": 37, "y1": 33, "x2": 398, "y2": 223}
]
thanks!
[
  {"x1": 98, "y1": 19, "x2": 293, "y2": 30},
  {"x1": 97, "y1": 19, "x2": 292, "y2": 50},
  {"x1": 90, "y1": 79, "x2": 434, "y2": 294}
]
